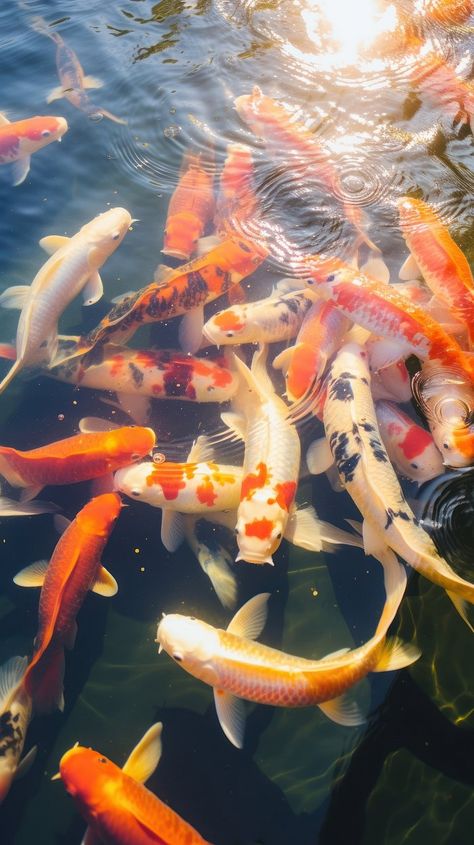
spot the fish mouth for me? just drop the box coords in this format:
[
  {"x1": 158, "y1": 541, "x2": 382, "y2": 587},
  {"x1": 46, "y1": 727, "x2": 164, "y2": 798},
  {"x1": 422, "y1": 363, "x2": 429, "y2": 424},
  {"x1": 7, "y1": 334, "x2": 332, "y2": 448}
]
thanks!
[
  {"x1": 161, "y1": 247, "x2": 191, "y2": 261},
  {"x1": 235, "y1": 552, "x2": 274, "y2": 566}
]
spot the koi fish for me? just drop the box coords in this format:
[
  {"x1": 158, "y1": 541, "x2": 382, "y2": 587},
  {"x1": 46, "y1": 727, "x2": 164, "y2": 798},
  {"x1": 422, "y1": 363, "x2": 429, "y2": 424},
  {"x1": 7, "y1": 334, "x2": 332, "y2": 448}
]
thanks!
[
  {"x1": 397, "y1": 197, "x2": 474, "y2": 346},
  {"x1": 182, "y1": 515, "x2": 238, "y2": 609},
  {"x1": 162, "y1": 151, "x2": 215, "y2": 260},
  {"x1": 13, "y1": 493, "x2": 122, "y2": 713},
  {"x1": 55, "y1": 236, "x2": 268, "y2": 363},
  {"x1": 57, "y1": 722, "x2": 211, "y2": 844},
  {"x1": 0, "y1": 112, "x2": 67, "y2": 186},
  {"x1": 46, "y1": 31, "x2": 127, "y2": 124},
  {"x1": 308, "y1": 343, "x2": 474, "y2": 624},
  {"x1": 375, "y1": 400, "x2": 444, "y2": 484},
  {"x1": 0, "y1": 425, "x2": 155, "y2": 502},
  {"x1": 202, "y1": 283, "x2": 313, "y2": 347},
  {"x1": 214, "y1": 143, "x2": 258, "y2": 236},
  {"x1": 156, "y1": 571, "x2": 420, "y2": 748},
  {"x1": 234, "y1": 86, "x2": 379, "y2": 252},
  {"x1": 418, "y1": 0, "x2": 472, "y2": 23},
  {"x1": 408, "y1": 36, "x2": 474, "y2": 133},
  {"x1": 0, "y1": 657, "x2": 35, "y2": 804},
  {"x1": 413, "y1": 361, "x2": 474, "y2": 467},
  {"x1": 0, "y1": 207, "x2": 132, "y2": 394}
]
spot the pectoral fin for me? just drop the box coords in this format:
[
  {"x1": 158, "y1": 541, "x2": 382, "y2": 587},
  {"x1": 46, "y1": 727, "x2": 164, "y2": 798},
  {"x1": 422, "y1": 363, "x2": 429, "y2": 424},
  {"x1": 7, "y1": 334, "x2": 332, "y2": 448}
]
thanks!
[
  {"x1": 160, "y1": 509, "x2": 185, "y2": 553},
  {"x1": 82, "y1": 271, "x2": 103, "y2": 306},
  {"x1": 39, "y1": 235, "x2": 70, "y2": 255},
  {"x1": 116, "y1": 393, "x2": 151, "y2": 426},
  {"x1": 11, "y1": 156, "x2": 30, "y2": 186},
  {"x1": 46, "y1": 85, "x2": 65, "y2": 104},
  {"x1": 91, "y1": 566, "x2": 118, "y2": 597},
  {"x1": 227, "y1": 592, "x2": 270, "y2": 639},
  {"x1": 220, "y1": 411, "x2": 246, "y2": 441},
  {"x1": 214, "y1": 688, "x2": 246, "y2": 748},
  {"x1": 318, "y1": 693, "x2": 365, "y2": 726},
  {"x1": 306, "y1": 437, "x2": 334, "y2": 475},
  {"x1": 13, "y1": 559, "x2": 49, "y2": 587},
  {"x1": 122, "y1": 722, "x2": 162, "y2": 783},
  {"x1": 0, "y1": 112, "x2": 10, "y2": 126},
  {"x1": 83, "y1": 75, "x2": 104, "y2": 90},
  {"x1": 0, "y1": 655, "x2": 28, "y2": 709},
  {"x1": 399, "y1": 253, "x2": 421, "y2": 281},
  {"x1": 19, "y1": 484, "x2": 44, "y2": 503},
  {"x1": 0, "y1": 285, "x2": 30, "y2": 310},
  {"x1": 178, "y1": 306, "x2": 204, "y2": 355},
  {"x1": 14, "y1": 745, "x2": 37, "y2": 779}
]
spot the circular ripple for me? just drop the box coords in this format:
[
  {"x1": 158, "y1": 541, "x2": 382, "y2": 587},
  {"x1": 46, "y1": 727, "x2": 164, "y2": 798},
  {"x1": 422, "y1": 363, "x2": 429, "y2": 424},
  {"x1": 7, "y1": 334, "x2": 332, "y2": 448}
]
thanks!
[{"x1": 418, "y1": 468, "x2": 474, "y2": 574}]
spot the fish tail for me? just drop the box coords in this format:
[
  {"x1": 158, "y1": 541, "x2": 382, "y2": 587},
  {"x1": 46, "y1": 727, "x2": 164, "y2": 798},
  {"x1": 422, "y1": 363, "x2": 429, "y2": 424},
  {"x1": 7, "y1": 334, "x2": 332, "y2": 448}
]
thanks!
[
  {"x1": 0, "y1": 358, "x2": 23, "y2": 395},
  {"x1": 24, "y1": 643, "x2": 65, "y2": 715},
  {"x1": 93, "y1": 107, "x2": 128, "y2": 126}
]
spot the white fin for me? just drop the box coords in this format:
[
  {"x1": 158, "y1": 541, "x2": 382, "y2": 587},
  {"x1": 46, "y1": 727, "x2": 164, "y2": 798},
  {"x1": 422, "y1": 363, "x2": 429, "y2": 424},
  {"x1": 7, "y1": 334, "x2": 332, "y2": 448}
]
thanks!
[
  {"x1": 322, "y1": 647, "x2": 351, "y2": 660},
  {"x1": 373, "y1": 637, "x2": 421, "y2": 672},
  {"x1": 46, "y1": 85, "x2": 65, "y2": 104},
  {"x1": 54, "y1": 514, "x2": 72, "y2": 535},
  {"x1": 13, "y1": 559, "x2": 49, "y2": 587},
  {"x1": 195, "y1": 234, "x2": 222, "y2": 257},
  {"x1": 272, "y1": 345, "x2": 296, "y2": 375},
  {"x1": 344, "y1": 325, "x2": 371, "y2": 345},
  {"x1": 446, "y1": 591, "x2": 474, "y2": 632},
  {"x1": 227, "y1": 593, "x2": 270, "y2": 639},
  {"x1": 368, "y1": 338, "x2": 407, "y2": 371},
  {"x1": 318, "y1": 693, "x2": 365, "y2": 727},
  {"x1": 19, "y1": 484, "x2": 43, "y2": 503},
  {"x1": 186, "y1": 435, "x2": 215, "y2": 464},
  {"x1": 0, "y1": 655, "x2": 27, "y2": 709},
  {"x1": 122, "y1": 722, "x2": 162, "y2": 783},
  {"x1": 14, "y1": 745, "x2": 37, "y2": 779},
  {"x1": 0, "y1": 112, "x2": 10, "y2": 126},
  {"x1": 39, "y1": 235, "x2": 70, "y2": 255},
  {"x1": 80, "y1": 828, "x2": 99, "y2": 845},
  {"x1": 361, "y1": 256, "x2": 390, "y2": 285},
  {"x1": 0, "y1": 285, "x2": 30, "y2": 310},
  {"x1": 213, "y1": 688, "x2": 246, "y2": 748},
  {"x1": 178, "y1": 306, "x2": 204, "y2": 355},
  {"x1": 79, "y1": 416, "x2": 118, "y2": 433},
  {"x1": 306, "y1": 437, "x2": 334, "y2": 475},
  {"x1": 82, "y1": 271, "x2": 103, "y2": 306},
  {"x1": 91, "y1": 566, "x2": 118, "y2": 597},
  {"x1": 161, "y1": 509, "x2": 185, "y2": 552},
  {"x1": 275, "y1": 277, "x2": 307, "y2": 294},
  {"x1": 83, "y1": 75, "x2": 104, "y2": 90},
  {"x1": 399, "y1": 253, "x2": 421, "y2": 281},
  {"x1": 197, "y1": 544, "x2": 237, "y2": 609},
  {"x1": 0, "y1": 496, "x2": 57, "y2": 516},
  {"x1": 153, "y1": 264, "x2": 176, "y2": 284},
  {"x1": 116, "y1": 393, "x2": 151, "y2": 426},
  {"x1": 220, "y1": 411, "x2": 246, "y2": 441},
  {"x1": 285, "y1": 506, "x2": 363, "y2": 552},
  {"x1": 11, "y1": 156, "x2": 30, "y2": 186}
]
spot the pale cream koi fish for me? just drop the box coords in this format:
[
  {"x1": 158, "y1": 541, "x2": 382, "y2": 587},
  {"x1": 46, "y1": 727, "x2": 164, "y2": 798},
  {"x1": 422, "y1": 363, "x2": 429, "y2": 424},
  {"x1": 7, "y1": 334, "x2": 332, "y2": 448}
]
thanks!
[{"x1": 0, "y1": 657, "x2": 35, "y2": 804}]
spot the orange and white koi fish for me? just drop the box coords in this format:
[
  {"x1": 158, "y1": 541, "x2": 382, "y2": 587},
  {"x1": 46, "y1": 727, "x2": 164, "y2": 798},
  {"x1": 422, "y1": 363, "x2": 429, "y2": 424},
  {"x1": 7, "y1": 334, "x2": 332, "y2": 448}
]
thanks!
[
  {"x1": 13, "y1": 493, "x2": 122, "y2": 713},
  {"x1": 215, "y1": 143, "x2": 258, "y2": 236},
  {"x1": 0, "y1": 112, "x2": 67, "y2": 186},
  {"x1": 162, "y1": 151, "x2": 215, "y2": 261},
  {"x1": 56, "y1": 236, "x2": 268, "y2": 363},
  {"x1": 0, "y1": 426, "x2": 155, "y2": 501},
  {"x1": 57, "y1": 723, "x2": 211, "y2": 844},
  {"x1": 157, "y1": 569, "x2": 419, "y2": 748},
  {"x1": 309, "y1": 342, "x2": 474, "y2": 624},
  {"x1": 0, "y1": 657, "x2": 35, "y2": 804},
  {"x1": 45, "y1": 31, "x2": 127, "y2": 124},
  {"x1": 397, "y1": 197, "x2": 474, "y2": 346},
  {"x1": 202, "y1": 282, "x2": 312, "y2": 347},
  {"x1": 413, "y1": 361, "x2": 474, "y2": 467},
  {"x1": 375, "y1": 400, "x2": 444, "y2": 484},
  {"x1": 0, "y1": 208, "x2": 132, "y2": 394},
  {"x1": 234, "y1": 86, "x2": 379, "y2": 252}
]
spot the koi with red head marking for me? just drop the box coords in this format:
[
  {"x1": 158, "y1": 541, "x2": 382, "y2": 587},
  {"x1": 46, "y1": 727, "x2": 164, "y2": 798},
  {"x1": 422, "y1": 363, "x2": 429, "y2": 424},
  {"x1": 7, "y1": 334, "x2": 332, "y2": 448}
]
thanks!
[
  {"x1": 376, "y1": 400, "x2": 444, "y2": 484},
  {"x1": 0, "y1": 113, "x2": 68, "y2": 185},
  {"x1": 14, "y1": 493, "x2": 122, "y2": 713},
  {"x1": 162, "y1": 151, "x2": 215, "y2": 261}
]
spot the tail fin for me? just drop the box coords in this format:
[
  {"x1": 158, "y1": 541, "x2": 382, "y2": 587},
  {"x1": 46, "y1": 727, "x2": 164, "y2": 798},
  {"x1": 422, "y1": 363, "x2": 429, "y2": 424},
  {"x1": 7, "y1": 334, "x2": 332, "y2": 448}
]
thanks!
[{"x1": 24, "y1": 643, "x2": 65, "y2": 714}]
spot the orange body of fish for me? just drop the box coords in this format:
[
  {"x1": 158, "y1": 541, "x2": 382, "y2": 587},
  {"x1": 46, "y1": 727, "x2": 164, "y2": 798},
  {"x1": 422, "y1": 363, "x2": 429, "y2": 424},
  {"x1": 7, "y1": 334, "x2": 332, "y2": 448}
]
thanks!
[
  {"x1": 215, "y1": 143, "x2": 258, "y2": 236},
  {"x1": 0, "y1": 427, "x2": 155, "y2": 490},
  {"x1": 162, "y1": 152, "x2": 215, "y2": 260},
  {"x1": 420, "y1": 0, "x2": 472, "y2": 23},
  {"x1": 21, "y1": 493, "x2": 122, "y2": 713},
  {"x1": 59, "y1": 745, "x2": 211, "y2": 844}
]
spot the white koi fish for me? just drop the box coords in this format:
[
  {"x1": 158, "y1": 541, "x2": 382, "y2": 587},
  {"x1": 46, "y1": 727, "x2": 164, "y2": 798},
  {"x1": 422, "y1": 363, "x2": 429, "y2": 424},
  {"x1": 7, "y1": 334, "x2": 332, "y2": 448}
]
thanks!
[
  {"x1": 156, "y1": 563, "x2": 419, "y2": 748},
  {"x1": 182, "y1": 515, "x2": 238, "y2": 609},
  {"x1": 0, "y1": 112, "x2": 68, "y2": 186},
  {"x1": 0, "y1": 656, "x2": 36, "y2": 804},
  {"x1": 0, "y1": 208, "x2": 132, "y2": 394}
]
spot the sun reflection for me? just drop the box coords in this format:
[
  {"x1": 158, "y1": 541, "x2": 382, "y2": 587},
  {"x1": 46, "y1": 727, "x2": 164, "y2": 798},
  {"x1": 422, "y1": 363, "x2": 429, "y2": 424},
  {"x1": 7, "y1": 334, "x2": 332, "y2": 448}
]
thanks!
[{"x1": 301, "y1": 0, "x2": 399, "y2": 65}]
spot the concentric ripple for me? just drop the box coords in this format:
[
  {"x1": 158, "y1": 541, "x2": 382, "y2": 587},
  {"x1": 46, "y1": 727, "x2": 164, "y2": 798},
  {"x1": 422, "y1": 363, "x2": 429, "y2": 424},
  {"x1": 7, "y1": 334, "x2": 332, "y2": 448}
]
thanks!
[{"x1": 418, "y1": 468, "x2": 474, "y2": 574}]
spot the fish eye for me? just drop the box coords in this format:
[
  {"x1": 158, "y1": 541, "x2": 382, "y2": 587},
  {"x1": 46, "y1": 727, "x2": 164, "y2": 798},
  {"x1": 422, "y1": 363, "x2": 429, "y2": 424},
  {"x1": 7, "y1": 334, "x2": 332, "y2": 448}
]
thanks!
[
  {"x1": 190, "y1": 616, "x2": 196, "y2": 621},
  {"x1": 131, "y1": 489, "x2": 141, "y2": 497},
  {"x1": 41, "y1": 129, "x2": 51, "y2": 137},
  {"x1": 326, "y1": 274, "x2": 335, "y2": 282},
  {"x1": 276, "y1": 532, "x2": 282, "y2": 539},
  {"x1": 112, "y1": 232, "x2": 120, "y2": 240},
  {"x1": 411, "y1": 463, "x2": 418, "y2": 469},
  {"x1": 131, "y1": 453, "x2": 141, "y2": 460},
  {"x1": 97, "y1": 757, "x2": 107, "y2": 764},
  {"x1": 226, "y1": 332, "x2": 234, "y2": 338},
  {"x1": 173, "y1": 653, "x2": 183, "y2": 662}
]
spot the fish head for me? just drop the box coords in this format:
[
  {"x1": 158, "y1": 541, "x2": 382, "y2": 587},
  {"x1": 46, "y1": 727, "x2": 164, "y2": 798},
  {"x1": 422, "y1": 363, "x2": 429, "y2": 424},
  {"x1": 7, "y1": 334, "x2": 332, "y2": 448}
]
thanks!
[
  {"x1": 162, "y1": 212, "x2": 202, "y2": 260},
  {"x1": 59, "y1": 745, "x2": 115, "y2": 809},
  {"x1": 234, "y1": 85, "x2": 275, "y2": 136},
  {"x1": 17, "y1": 115, "x2": 68, "y2": 153},
  {"x1": 202, "y1": 307, "x2": 247, "y2": 345},
  {"x1": 156, "y1": 614, "x2": 219, "y2": 676},
  {"x1": 82, "y1": 207, "x2": 132, "y2": 267},
  {"x1": 235, "y1": 498, "x2": 287, "y2": 565},
  {"x1": 414, "y1": 364, "x2": 474, "y2": 468},
  {"x1": 113, "y1": 461, "x2": 157, "y2": 501},
  {"x1": 396, "y1": 195, "x2": 424, "y2": 234},
  {"x1": 76, "y1": 492, "x2": 122, "y2": 537},
  {"x1": 104, "y1": 426, "x2": 156, "y2": 467}
]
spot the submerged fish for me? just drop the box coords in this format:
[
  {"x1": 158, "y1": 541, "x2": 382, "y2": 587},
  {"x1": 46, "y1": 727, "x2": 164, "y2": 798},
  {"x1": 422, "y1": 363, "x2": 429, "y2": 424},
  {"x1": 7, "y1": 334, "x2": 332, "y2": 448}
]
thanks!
[
  {"x1": 156, "y1": 568, "x2": 419, "y2": 748},
  {"x1": 418, "y1": 0, "x2": 473, "y2": 23},
  {"x1": 0, "y1": 207, "x2": 132, "y2": 394},
  {"x1": 57, "y1": 722, "x2": 211, "y2": 844},
  {"x1": 214, "y1": 142, "x2": 258, "y2": 236},
  {"x1": 0, "y1": 657, "x2": 35, "y2": 804},
  {"x1": 14, "y1": 493, "x2": 122, "y2": 713},
  {"x1": 0, "y1": 112, "x2": 67, "y2": 186},
  {"x1": 46, "y1": 30, "x2": 127, "y2": 124},
  {"x1": 162, "y1": 151, "x2": 215, "y2": 260},
  {"x1": 375, "y1": 400, "x2": 444, "y2": 484}
]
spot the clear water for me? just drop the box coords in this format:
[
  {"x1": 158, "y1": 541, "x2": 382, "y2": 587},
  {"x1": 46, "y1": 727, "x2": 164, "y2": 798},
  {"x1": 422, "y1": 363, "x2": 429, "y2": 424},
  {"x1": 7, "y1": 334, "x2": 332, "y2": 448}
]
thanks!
[{"x1": 0, "y1": 0, "x2": 473, "y2": 842}]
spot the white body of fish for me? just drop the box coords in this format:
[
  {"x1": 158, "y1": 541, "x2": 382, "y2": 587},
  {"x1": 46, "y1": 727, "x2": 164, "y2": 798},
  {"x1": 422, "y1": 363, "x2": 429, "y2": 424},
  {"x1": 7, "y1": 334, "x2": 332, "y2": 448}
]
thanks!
[{"x1": 0, "y1": 657, "x2": 34, "y2": 804}]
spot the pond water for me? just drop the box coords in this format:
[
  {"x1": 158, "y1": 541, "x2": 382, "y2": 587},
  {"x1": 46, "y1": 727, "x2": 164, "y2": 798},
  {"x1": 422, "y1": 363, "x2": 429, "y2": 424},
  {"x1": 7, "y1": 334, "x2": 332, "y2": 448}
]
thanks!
[{"x1": 0, "y1": 0, "x2": 473, "y2": 843}]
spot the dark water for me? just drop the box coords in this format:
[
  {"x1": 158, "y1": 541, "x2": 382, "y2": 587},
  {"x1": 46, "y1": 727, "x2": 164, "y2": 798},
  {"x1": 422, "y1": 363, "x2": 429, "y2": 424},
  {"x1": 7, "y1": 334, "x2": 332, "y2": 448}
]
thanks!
[{"x1": 0, "y1": 0, "x2": 473, "y2": 842}]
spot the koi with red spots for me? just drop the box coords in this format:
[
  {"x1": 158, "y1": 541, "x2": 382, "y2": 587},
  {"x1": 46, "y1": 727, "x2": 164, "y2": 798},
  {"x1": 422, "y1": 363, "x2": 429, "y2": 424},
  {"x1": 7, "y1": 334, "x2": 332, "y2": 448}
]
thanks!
[
  {"x1": 375, "y1": 400, "x2": 444, "y2": 484},
  {"x1": 162, "y1": 151, "x2": 215, "y2": 261},
  {"x1": 13, "y1": 493, "x2": 122, "y2": 713},
  {"x1": 0, "y1": 112, "x2": 68, "y2": 186}
]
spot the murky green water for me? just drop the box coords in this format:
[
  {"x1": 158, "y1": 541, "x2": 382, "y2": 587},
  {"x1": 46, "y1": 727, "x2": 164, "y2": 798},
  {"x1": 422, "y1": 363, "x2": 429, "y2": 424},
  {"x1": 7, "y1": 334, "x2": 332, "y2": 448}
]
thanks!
[{"x1": 0, "y1": 1, "x2": 473, "y2": 843}]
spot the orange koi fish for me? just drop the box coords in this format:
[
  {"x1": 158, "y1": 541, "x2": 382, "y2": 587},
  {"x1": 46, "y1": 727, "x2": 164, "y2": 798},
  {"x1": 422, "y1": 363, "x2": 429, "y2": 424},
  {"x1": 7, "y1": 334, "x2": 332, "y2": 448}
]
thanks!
[
  {"x1": 13, "y1": 493, "x2": 122, "y2": 713},
  {"x1": 57, "y1": 723, "x2": 211, "y2": 844},
  {"x1": 234, "y1": 86, "x2": 379, "y2": 252},
  {"x1": 0, "y1": 112, "x2": 67, "y2": 185},
  {"x1": 162, "y1": 151, "x2": 215, "y2": 261},
  {"x1": 56, "y1": 236, "x2": 268, "y2": 363},
  {"x1": 215, "y1": 143, "x2": 258, "y2": 236},
  {"x1": 157, "y1": 570, "x2": 420, "y2": 748},
  {"x1": 0, "y1": 426, "x2": 155, "y2": 500},
  {"x1": 397, "y1": 197, "x2": 474, "y2": 346},
  {"x1": 413, "y1": 361, "x2": 474, "y2": 467}
]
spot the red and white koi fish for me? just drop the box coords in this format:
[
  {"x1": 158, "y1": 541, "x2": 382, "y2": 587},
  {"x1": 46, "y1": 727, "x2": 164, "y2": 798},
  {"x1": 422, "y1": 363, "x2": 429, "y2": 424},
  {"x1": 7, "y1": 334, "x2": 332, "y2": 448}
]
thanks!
[
  {"x1": 162, "y1": 151, "x2": 215, "y2": 261},
  {"x1": 0, "y1": 112, "x2": 67, "y2": 185},
  {"x1": 397, "y1": 196, "x2": 474, "y2": 346},
  {"x1": 202, "y1": 282, "x2": 312, "y2": 347},
  {"x1": 13, "y1": 493, "x2": 122, "y2": 713},
  {"x1": 375, "y1": 400, "x2": 444, "y2": 484},
  {"x1": 46, "y1": 31, "x2": 127, "y2": 124},
  {"x1": 214, "y1": 143, "x2": 258, "y2": 236},
  {"x1": 234, "y1": 86, "x2": 379, "y2": 252},
  {"x1": 413, "y1": 361, "x2": 474, "y2": 467},
  {"x1": 0, "y1": 207, "x2": 132, "y2": 394},
  {"x1": 157, "y1": 572, "x2": 419, "y2": 748},
  {"x1": 309, "y1": 342, "x2": 474, "y2": 624},
  {"x1": 0, "y1": 657, "x2": 35, "y2": 804},
  {"x1": 57, "y1": 723, "x2": 211, "y2": 844},
  {"x1": 0, "y1": 426, "x2": 155, "y2": 501}
]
